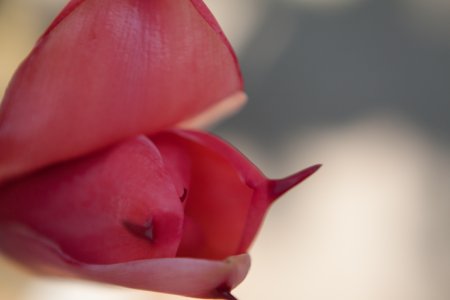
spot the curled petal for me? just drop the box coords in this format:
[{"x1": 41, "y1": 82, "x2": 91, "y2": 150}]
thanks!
[
  {"x1": 0, "y1": 223, "x2": 250, "y2": 299},
  {"x1": 0, "y1": 0, "x2": 242, "y2": 183},
  {"x1": 152, "y1": 130, "x2": 320, "y2": 259},
  {"x1": 0, "y1": 129, "x2": 317, "y2": 297},
  {"x1": 0, "y1": 136, "x2": 184, "y2": 264}
]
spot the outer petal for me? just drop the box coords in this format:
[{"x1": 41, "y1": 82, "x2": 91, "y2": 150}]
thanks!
[
  {"x1": 0, "y1": 135, "x2": 184, "y2": 264},
  {"x1": 152, "y1": 130, "x2": 320, "y2": 260},
  {"x1": 0, "y1": 223, "x2": 250, "y2": 299},
  {"x1": 0, "y1": 0, "x2": 242, "y2": 183}
]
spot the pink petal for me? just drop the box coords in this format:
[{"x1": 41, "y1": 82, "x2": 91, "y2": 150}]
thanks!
[
  {"x1": 0, "y1": 136, "x2": 184, "y2": 264},
  {"x1": 0, "y1": 0, "x2": 242, "y2": 183},
  {"x1": 152, "y1": 130, "x2": 320, "y2": 259},
  {"x1": 0, "y1": 223, "x2": 250, "y2": 299}
]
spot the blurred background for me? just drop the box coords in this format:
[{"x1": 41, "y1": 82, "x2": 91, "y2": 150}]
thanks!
[{"x1": 0, "y1": 0, "x2": 449, "y2": 299}]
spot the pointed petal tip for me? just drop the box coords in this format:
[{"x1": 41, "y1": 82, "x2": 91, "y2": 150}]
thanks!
[
  {"x1": 268, "y1": 163, "x2": 322, "y2": 200},
  {"x1": 215, "y1": 285, "x2": 238, "y2": 300},
  {"x1": 306, "y1": 163, "x2": 323, "y2": 173}
]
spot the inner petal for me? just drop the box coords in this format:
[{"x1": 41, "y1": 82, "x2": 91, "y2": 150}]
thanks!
[
  {"x1": 152, "y1": 131, "x2": 254, "y2": 260},
  {"x1": 0, "y1": 136, "x2": 183, "y2": 264}
]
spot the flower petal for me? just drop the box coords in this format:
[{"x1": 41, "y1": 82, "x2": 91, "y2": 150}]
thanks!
[
  {"x1": 0, "y1": 135, "x2": 184, "y2": 264},
  {"x1": 0, "y1": 0, "x2": 242, "y2": 183},
  {"x1": 0, "y1": 223, "x2": 250, "y2": 299},
  {"x1": 151, "y1": 130, "x2": 320, "y2": 259}
]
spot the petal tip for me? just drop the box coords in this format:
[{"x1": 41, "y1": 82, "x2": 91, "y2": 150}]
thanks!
[
  {"x1": 268, "y1": 164, "x2": 322, "y2": 200},
  {"x1": 215, "y1": 285, "x2": 238, "y2": 300}
]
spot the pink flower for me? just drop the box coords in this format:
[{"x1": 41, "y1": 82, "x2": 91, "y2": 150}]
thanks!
[{"x1": 0, "y1": 0, "x2": 319, "y2": 299}]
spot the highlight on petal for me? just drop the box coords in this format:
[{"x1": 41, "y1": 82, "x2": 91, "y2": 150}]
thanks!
[
  {"x1": 152, "y1": 130, "x2": 320, "y2": 259},
  {"x1": 0, "y1": 0, "x2": 242, "y2": 184},
  {"x1": 177, "y1": 91, "x2": 248, "y2": 130},
  {"x1": 0, "y1": 223, "x2": 250, "y2": 299}
]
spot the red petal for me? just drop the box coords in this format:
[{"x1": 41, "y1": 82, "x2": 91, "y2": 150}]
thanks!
[
  {"x1": 0, "y1": 0, "x2": 242, "y2": 183},
  {"x1": 0, "y1": 136, "x2": 183, "y2": 264},
  {"x1": 0, "y1": 223, "x2": 250, "y2": 299},
  {"x1": 151, "y1": 130, "x2": 320, "y2": 259}
]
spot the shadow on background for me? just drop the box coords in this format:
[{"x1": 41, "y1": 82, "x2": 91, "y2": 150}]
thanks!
[{"x1": 217, "y1": 0, "x2": 450, "y2": 147}]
